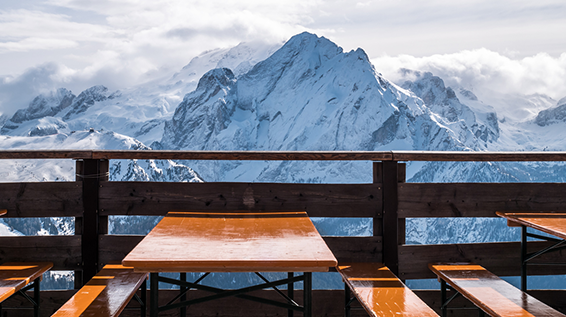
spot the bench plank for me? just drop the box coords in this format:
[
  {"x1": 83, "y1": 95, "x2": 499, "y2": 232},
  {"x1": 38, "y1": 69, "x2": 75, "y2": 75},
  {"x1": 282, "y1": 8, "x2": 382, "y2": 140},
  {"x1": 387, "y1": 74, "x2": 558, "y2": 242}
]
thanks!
[
  {"x1": 52, "y1": 264, "x2": 147, "y2": 317},
  {"x1": 0, "y1": 262, "x2": 52, "y2": 302},
  {"x1": 430, "y1": 263, "x2": 566, "y2": 317},
  {"x1": 338, "y1": 263, "x2": 438, "y2": 317}
]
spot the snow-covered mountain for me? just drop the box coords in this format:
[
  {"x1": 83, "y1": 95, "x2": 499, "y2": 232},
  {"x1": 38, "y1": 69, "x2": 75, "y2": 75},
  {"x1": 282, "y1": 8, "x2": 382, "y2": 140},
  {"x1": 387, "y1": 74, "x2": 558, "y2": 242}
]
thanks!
[{"x1": 1, "y1": 32, "x2": 566, "y2": 290}]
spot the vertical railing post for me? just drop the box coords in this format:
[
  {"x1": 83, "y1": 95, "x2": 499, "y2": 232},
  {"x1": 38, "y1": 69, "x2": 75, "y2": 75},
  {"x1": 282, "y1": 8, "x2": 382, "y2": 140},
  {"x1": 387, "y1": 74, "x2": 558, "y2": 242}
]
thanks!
[
  {"x1": 381, "y1": 161, "x2": 399, "y2": 276},
  {"x1": 77, "y1": 158, "x2": 108, "y2": 286}
]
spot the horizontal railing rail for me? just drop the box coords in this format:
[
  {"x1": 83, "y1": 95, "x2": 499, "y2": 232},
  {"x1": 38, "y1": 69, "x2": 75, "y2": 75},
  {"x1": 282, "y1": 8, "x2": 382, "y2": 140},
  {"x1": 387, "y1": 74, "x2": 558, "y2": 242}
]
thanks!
[{"x1": 1, "y1": 150, "x2": 566, "y2": 161}]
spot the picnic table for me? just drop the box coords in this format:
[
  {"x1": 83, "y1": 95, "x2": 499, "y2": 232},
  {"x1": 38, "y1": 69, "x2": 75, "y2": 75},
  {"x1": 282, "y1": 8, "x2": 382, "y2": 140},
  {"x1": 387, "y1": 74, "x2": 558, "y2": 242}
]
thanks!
[
  {"x1": 497, "y1": 212, "x2": 566, "y2": 291},
  {"x1": 122, "y1": 210, "x2": 337, "y2": 317}
]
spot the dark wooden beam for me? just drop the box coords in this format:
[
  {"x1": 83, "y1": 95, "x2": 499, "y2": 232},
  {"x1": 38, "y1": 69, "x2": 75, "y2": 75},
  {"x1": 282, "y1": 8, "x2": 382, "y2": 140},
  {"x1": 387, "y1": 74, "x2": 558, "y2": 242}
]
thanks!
[
  {"x1": 382, "y1": 161, "x2": 399, "y2": 276},
  {"x1": 398, "y1": 183, "x2": 566, "y2": 218},
  {"x1": 98, "y1": 182, "x2": 381, "y2": 218},
  {"x1": 0, "y1": 182, "x2": 82, "y2": 217},
  {"x1": 399, "y1": 241, "x2": 566, "y2": 279},
  {"x1": 1, "y1": 150, "x2": 566, "y2": 161},
  {"x1": 0, "y1": 236, "x2": 80, "y2": 270}
]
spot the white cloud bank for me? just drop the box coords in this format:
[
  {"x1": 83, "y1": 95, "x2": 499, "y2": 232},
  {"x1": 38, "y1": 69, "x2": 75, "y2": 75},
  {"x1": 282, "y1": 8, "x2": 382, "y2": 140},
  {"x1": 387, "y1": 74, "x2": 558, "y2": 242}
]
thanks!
[
  {"x1": 0, "y1": 0, "x2": 565, "y2": 117},
  {"x1": 371, "y1": 49, "x2": 566, "y2": 102}
]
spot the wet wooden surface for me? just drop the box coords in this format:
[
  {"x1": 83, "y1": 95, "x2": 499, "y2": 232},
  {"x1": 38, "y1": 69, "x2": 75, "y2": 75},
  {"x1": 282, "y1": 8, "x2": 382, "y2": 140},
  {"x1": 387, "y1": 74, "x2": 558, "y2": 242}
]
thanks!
[
  {"x1": 338, "y1": 262, "x2": 438, "y2": 317},
  {"x1": 52, "y1": 264, "x2": 147, "y2": 317},
  {"x1": 497, "y1": 212, "x2": 566, "y2": 239},
  {"x1": 0, "y1": 262, "x2": 53, "y2": 302},
  {"x1": 122, "y1": 211, "x2": 337, "y2": 272},
  {"x1": 429, "y1": 263, "x2": 566, "y2": 317}
]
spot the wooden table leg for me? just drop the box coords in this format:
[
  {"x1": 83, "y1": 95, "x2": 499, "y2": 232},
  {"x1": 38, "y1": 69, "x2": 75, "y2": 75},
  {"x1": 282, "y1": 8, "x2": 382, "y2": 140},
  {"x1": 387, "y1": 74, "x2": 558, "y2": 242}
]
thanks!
[{"x1": 150, "y1": 273, "x2": 159, "y2": 317}]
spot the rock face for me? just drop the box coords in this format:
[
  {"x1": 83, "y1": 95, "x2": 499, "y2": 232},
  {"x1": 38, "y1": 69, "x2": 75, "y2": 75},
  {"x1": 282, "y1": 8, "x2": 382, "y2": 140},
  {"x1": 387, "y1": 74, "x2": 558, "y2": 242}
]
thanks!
[
  {"x1": 535, "y1": 97, "x2": 566, "y2": 126},
  {"x1": 10, "y1": 88, "x2": 75, "y2": 124},
  {"x1": 158, "y1": 32, "x2": 498, "y2": 182}
]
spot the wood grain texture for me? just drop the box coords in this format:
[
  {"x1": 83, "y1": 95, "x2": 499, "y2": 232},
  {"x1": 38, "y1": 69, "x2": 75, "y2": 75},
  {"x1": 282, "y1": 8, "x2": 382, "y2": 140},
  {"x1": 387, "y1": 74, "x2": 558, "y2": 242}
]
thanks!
[
  {"x1": 52, "y1": 264, "x2": 147, "y2": 317},
  {"x1": 0, "y1": 236, "x2": 81, "y2": 270},
  {"x1": 3, "y1": 289, "x2": 565, "y2": 317},
  {"x1": 0, "y1": 150, "x2": 92, "y2": 159},
  {"x1": 497, "y1": 212, "x2": 566, "y2": 240},
  {"x1": 99, "y1": 182, "x2": 381, "y2": 217},
  {"x1": 0, "y1": 182, "x2": 83, "y2": 217},
  {"x1": 338, "y1": 262, "x2": 438, "y2": 317},
  {"x1": 398, "y1": 183, "x2": 566, "y2": 218},
  {"x1": 399, "y1": 242, "x2": 566, "y2": 279},
  {"x1": 430, "y1": 263, "x2": 565, "y2": 317},
  {"x1": 2, "y1": 150, "x2": 566, "y2": 161},
  {"x1": 122, "y1": 211, "x2": 338, "y2": 272},
  {"x1": 0, "y1": 262, "x2": 53, "y2": 302},
  {"x1": 100, "y1": 235, "x2": 383, "y2": 266}
]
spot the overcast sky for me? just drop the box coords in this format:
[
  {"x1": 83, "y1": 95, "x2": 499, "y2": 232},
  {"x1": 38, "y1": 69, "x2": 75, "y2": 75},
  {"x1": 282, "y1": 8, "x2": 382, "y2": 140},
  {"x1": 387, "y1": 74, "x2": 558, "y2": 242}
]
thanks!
[{"x1": 1, "y1": 0, "x2": 565, "y2": 115}]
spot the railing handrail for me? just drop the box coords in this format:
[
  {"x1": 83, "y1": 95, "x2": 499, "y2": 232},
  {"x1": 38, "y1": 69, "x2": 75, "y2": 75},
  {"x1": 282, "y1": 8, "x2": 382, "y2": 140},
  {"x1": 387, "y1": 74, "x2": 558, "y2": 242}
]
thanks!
[{"x1": 1, "y1": 150, "x2": 566, "y2": 161}]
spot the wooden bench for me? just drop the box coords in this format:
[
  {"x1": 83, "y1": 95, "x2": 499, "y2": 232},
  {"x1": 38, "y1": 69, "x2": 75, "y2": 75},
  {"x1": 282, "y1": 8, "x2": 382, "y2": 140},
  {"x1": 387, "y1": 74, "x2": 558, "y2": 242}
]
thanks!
[
  {"x1": 52, "y1": 264, "x2": 148, "y2": 317},
  {"x1": 337, "y1": 262, "x2": 439, "y2": 317},
  {"x1": 0, "y1": 262, "x2": 53, "y2": 317},
  {"x1": 429, "y1": 262, "x2": 566, "y2": 317}
]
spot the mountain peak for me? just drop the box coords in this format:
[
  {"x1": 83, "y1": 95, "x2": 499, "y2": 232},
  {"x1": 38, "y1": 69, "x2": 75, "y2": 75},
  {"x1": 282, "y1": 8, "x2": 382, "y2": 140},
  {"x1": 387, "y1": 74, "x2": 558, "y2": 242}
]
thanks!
[{"x1": 195, "y1": 68, "x2": 236, "y2": 92}]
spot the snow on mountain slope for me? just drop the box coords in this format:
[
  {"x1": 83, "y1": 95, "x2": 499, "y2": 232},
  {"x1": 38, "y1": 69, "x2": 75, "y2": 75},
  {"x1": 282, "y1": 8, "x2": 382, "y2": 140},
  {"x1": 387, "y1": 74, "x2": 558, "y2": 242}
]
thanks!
[
  {"x1": 0, "y1": 130, "x2": 202, "y2": 183},
  {"x1": 0, "y1": 41, "x2": 281, "y2": 146},
  {"x1": 159, "y1": 32, "x2": 494, "y2": 182}
]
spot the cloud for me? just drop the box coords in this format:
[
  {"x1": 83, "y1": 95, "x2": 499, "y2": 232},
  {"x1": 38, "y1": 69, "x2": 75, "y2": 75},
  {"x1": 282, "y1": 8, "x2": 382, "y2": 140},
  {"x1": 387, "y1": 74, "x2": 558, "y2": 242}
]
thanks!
[{"x1": 371, "y1": 49, "x2": 566, "y2": 102}]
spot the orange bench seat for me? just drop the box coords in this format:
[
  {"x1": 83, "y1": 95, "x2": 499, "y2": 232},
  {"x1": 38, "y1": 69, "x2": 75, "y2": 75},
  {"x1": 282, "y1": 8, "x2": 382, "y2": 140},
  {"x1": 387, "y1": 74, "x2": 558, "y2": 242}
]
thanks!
[
  {"x1": 0, "y1": 262, "x2": 53, "y2": 317},
  {"x1": 52, "y1": 264, "x2": 148, "y2": 317},
  {"x1": 430, "y1": 262, "x2": 565, "y2": 317},
  {"x1": 337, "y1": 262, "x2": 439, "y2": 317}
]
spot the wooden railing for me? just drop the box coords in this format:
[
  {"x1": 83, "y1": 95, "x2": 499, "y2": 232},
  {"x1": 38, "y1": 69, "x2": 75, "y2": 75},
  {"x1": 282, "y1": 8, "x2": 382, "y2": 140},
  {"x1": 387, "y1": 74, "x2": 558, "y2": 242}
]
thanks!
[{"x1": 1, "y1": 150, "x2": 566, "y2": 316}]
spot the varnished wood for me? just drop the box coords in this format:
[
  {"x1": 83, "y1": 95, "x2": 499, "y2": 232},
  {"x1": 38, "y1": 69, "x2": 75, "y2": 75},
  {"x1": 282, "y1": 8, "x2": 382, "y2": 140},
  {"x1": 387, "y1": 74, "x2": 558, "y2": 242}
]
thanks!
[
  {"x1": 0, "y1": 209, "x2": 6, "y2": 216},
  {"x1": 398, "y1": 183, "x2": 566, "y2": 218},
  {"x1": 429, "y1": 263, "x2": 565, "y2": 317},
  {"x1": 0, "y1": 262, "x2": 53, "y2": 302},
  {"x1": 52, "y1": 264, "x2": 147, "y2": 317},
  {"x1": 99, "y1": 182, "x2": 381, "y2": 217},
  {"x1": 497, "y1": 212, "x2": 566, "y2": 240},
  {"x1": 122, "y1": 211, "x2": 337, "y2": 273},
  {"x1": 399, "y1": 241, "x2": 566, "y2": 279},
  {"x1": 338, "y1": 263, "x2": 438, "y2": 317},
  {"x1": 0, "y1": 236, "x2": 81, "y2": 270},
  {"x1": 100, "y1": 235, "x2": 382, "y2": 268},
  {"x1": 0, "y1": 182, "x2": 83, "y2": 217}
]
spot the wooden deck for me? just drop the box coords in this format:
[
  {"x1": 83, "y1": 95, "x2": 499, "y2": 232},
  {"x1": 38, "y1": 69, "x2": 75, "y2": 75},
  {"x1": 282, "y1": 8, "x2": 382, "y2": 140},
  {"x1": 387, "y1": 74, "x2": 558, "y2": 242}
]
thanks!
[{"x1": 0, "y1": 150, "x2": 566, "y2": 316}]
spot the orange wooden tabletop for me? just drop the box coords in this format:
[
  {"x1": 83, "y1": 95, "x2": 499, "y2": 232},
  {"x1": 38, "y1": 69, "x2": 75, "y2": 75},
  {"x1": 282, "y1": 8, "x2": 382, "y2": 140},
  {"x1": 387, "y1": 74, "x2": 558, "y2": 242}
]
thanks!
[
  {"x1": 0, "y1": 262, "x2": 53, "y2": 302},
  {"x1": 338, "y1": 263, "x2": 438, "y2": 317},
  {"x1": 496, "y1": 212, "x2": 566, "y2": 240},
  {"x1": 122, "y1": 211, "x2": 338, "y2": 273},
  {"x1": 430, "y1": 263, "x2": 565, "y2": 317}
]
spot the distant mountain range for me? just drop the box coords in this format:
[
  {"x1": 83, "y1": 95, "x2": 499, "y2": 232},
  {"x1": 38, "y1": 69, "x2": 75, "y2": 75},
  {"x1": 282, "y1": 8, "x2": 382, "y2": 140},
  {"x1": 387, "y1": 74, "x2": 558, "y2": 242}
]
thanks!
[{"x1": 1, "y1": 33, "x2": 565, "y2": 289}]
